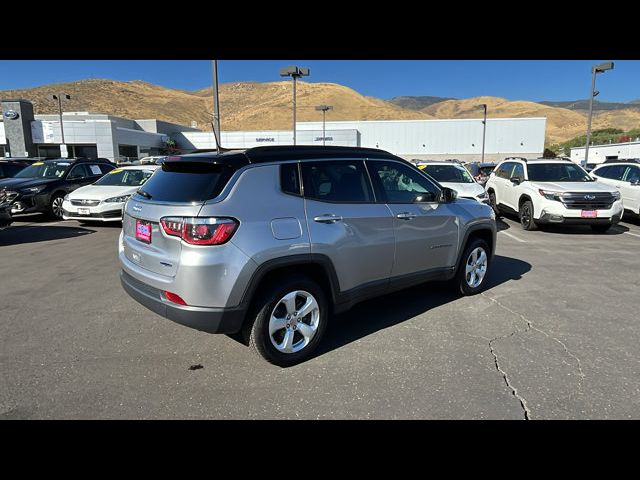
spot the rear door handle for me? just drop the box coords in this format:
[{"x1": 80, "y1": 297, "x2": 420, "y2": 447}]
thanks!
[
  {"x1": 396, "y1": 212, "x2": 417, "y2": 220},
  {"x1": 314, "y1": 214, "x2": 343, "y2": 224}
]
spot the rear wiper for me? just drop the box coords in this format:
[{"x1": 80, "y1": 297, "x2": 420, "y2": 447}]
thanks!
[{"x1": 137, "y1": 190, "x2": 152, "y2": 199}]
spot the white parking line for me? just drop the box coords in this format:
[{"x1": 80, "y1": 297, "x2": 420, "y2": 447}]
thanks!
[
  {"x1": 623, "y1": 231, "x2": 640, "y2": 239},
  {"x1": 498, "y1": 230, "x2": 526, "y2": 243}
]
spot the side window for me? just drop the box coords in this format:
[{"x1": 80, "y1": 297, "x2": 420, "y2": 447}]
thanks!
[
  {"x1": 594, "y1": 166, "x2": 610, "y2": 178},
  {"x1": 67, "y1": 164, "x2": 89, "y2": 179},
  {"x1": 280, "y1": 163, "x2": 301, "y2": 196},
  {"x1": 512, "y1": 163, "x2": 525, "y2": 181},
  {"x1": 368, "y1": 160, "x2": 440, "y2": 203},
  {"x1": 300, "y1": 160, "x2": 373, "y2": 203},
  {"x1": 99, "y1": 164, "x2": 115, "y2": 175},
  {"x1": 624, "y1": 166, "x2": 640, "y2": 184},
  {"x1": 605, "y1": 165, "x2": 627, "y2": 180},
  {"x1": 496, "y1": 162, "x2": 514, "y2": 179}
]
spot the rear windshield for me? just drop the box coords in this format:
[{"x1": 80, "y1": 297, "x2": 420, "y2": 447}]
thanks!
[{"x1": 133, "y1": 162, "x2": 234, "y2": 202}]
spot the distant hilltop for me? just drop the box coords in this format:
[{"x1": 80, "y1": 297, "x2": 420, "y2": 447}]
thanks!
[{"x1": 1, "y1": 78, "x2": 639, "y2": 144}]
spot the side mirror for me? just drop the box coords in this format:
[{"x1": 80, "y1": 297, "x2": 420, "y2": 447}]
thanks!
[
  {"x1": 630, "y1": 179, "x2": 640, "y2": 186},
  {"x1": 440, "y1": 187, "x2": 457, "y2": 203},
  {"x1": 510, "y1": 176, "x2": 521, "y2": 185}
]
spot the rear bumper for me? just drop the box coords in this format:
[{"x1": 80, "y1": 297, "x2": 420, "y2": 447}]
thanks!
[{"x1": 120, "y1": 270, "x2": 246, "y2": 334}]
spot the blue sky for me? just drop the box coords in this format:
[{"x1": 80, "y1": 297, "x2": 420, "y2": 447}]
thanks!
[{"x1": 0, "y1": 60, "x2": 637, "y2": 103}]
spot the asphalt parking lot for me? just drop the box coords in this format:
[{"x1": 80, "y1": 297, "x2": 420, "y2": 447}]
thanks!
[{"x1": 1, "y1": 212, "x2": 640, "y2": 419}]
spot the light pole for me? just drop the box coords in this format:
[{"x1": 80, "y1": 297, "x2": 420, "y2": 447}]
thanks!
[
  {"x1": 315, "y1": 105, "x2": 333, "y2": 145},
  {"x1": 584, "y1": 61, "x2": 614, "y2": 168},
  {"x1": 211, "y1": 60, "x2": 222, "y2": 153},
  {"x1": 51, "y1": 94, "x2": 71, "y2": 158},
  {"x1": 280, "y1": 66, "x2": 310, "y2": 145},
  {"x1": 478, "y1": 103, "x2": 487, "y2": 163}
]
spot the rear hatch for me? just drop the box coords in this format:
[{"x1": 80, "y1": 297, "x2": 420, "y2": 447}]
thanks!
[{"x1": 122, "y1": 159, "x2": 239, "y2": 277}]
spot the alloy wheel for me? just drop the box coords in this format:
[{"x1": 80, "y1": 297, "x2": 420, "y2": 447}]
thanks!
[
  {"x1": 268, "y1": 290, "x2": 320, "y2": 354},
  {"x1": 465, "y1": 247, "x2": 488, "y2": 288},
  {"x1": 52, "y1": 197, "x2": 64, "y2": 219}
]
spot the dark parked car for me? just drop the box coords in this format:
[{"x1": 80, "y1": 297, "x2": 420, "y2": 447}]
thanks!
[
  {"x1": 0, "y1": 159, "x2": 41, "y2": 179},
  {"x1": 0, "y1": 190, "x2": 17, "y2": 230},
  {"x1": 0, "y1": 158, "x2": 116, "y2": 219}
]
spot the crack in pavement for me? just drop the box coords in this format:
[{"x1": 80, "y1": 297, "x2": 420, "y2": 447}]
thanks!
[
  {"x1": 461, "y1": 332, "x2": 530, "y2": 420},
  {"x1": 481, "y1": 293, "x2": 586, "y2": 420}
]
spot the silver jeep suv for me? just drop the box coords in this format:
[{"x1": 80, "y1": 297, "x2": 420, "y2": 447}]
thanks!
[{"x1": 119, "y1": 146, "x2": 497, "y2": 366}]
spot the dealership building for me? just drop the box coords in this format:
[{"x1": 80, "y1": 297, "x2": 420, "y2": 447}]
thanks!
[
  {"x1": 570, "y1": 139, "x2": 640, "y2": 166},
  {"x1": 0, "y1": 100, "x2": 199, "y2": 161},
  {"x1": 2, "y1": 99, "x2": 546, "y2": 162}
]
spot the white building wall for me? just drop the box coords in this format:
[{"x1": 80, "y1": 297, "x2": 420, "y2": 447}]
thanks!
[
  {"x1": 570, "y1": 141, "x2": 640, "y2": 165},
  {"x1": 176, "y1": 129, "x2": 359, "y2": 150},
  {"x1": 0, "y1": 122, "x2": 5, "y2": 144},
  {"x1": 175, "y1": 118, "x2": 545, "y2": 161},
  {"x1": 297, "y1": 118, "x2": 546, "y2": 156}
]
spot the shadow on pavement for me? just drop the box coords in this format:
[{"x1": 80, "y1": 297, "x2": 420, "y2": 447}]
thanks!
[
  {"x1": 496, "y1": 219, "x2": 511, "y2": 231},
  {"x1": 0, "y1": 224, "x2": 96, "y2": 246},
  {"x1": 312, "y1": 254, "x2": 532, "y2": 360}
]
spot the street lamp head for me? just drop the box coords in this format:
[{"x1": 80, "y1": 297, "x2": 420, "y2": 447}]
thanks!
[
  {"x1": 593, "y1": 61, "x2": 614, "y2": 74},
  {"x1": 280, "y1": 66, "x2": 310, "y2": 78},
  {"x1": 315, "y1": 105, "x2": 333, "y2": 112}
]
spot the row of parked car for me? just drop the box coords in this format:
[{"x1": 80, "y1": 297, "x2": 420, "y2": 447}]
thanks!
[
  {"x1": 0, "y1": 157, "x2": 159, "y2": 229},
  {"x1": 411, "y1": 157, "x2": 639, "y2": 233}
]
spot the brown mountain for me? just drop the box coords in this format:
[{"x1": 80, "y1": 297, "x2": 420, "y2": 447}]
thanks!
[
  {"x1": 421, "y1": 96, "x2": 640, "y2": 144},
  {"x1": 1, "y1": 79, "x2": 638, "y2": 144},
  {"x1": 0, "y1": 79, "x2": 432, "y2": 133}
]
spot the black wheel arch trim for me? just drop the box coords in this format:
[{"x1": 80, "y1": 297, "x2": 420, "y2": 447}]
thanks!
[
  {"x1": 455, "y1": 223, "x2": 496, "y2": 272},
  {"x1": 236, "y1": 253, "x2": 341, "y2": 313}
]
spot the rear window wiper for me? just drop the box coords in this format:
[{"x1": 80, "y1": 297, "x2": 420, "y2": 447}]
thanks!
[{"x1": 137, "y1": 190, "x2": 152, "y2": 199}]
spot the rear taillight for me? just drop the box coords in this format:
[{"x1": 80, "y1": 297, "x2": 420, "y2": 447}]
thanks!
[{"x1": 160, "y1": 217, "x2": 238, "y2": 245}]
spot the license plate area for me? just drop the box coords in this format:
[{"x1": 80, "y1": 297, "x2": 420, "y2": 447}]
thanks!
[
  {"x1": 77, "y1": 208, "x2": 90, "y2": 215},
  {"x1": 581, "y1": 210, "x2": 597, "y2": 218},
  {"x1": 135, "y1": 219, "x2": 152, "y2": 243}
]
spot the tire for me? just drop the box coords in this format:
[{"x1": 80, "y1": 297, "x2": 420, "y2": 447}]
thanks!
[
  {"x1": 49, "y1": 193, "x2": 65, "y2": 220},
  {"x1": 488, "y1": 191, "x2": 500, "y2": 217},
  {"x1": 519, "y1": 200, "x2": 538, "y2": 231},
  {"x1": 455, "y1": 238, "x2": 491, "y2": 296},
  {"x1": 247, "y1": 275, "x2": 328, "y2": 367},
  {"x1": 590, "y1": 224, "x2": 612, "y2": 233}
]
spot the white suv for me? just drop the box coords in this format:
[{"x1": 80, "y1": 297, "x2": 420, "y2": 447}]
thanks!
[
  {"x1": 590, "y1": 162, "x2": 640, "y2": 217},
  {"x1": 485, "y1": 157, "x2": 623, "y2": 232}
]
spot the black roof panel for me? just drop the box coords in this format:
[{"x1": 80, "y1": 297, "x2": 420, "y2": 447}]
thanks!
[{"x1": 169, "y1": 146, "x2": 402, "y2": 169}]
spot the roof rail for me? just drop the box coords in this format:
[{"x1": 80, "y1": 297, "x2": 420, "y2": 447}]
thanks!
[{"x1": 504, "y1": 156, "x2": 528, "y2": 162}]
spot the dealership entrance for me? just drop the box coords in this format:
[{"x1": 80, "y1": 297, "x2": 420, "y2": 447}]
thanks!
[{"x1": 36, "y1": 144, "x2": 98, "y2": 159}]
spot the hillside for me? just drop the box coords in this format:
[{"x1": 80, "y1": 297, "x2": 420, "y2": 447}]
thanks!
[
  {"x1": 0, "y1": 79, "x2": 433, "y2": 133},
  {"x1": 387, "y1": 95, "x2": 455, "y2": 110},
  {"x1": 539, "y1": 99, "x2": 640, "y2": 112},
  {"x1": 421, "y1": 96, "x2": 640, "y2": 144},
  {"x1": 1, "y1": 79, "x2": 638, "y2": 144}
]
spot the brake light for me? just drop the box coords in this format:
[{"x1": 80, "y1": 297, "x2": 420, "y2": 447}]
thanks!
[
  {"x1": 160, "y1": 217, "x2": 238, "y2": 245},
  {"x1": 163, "y1": 291, "x2": 187, "y2": 305}
]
